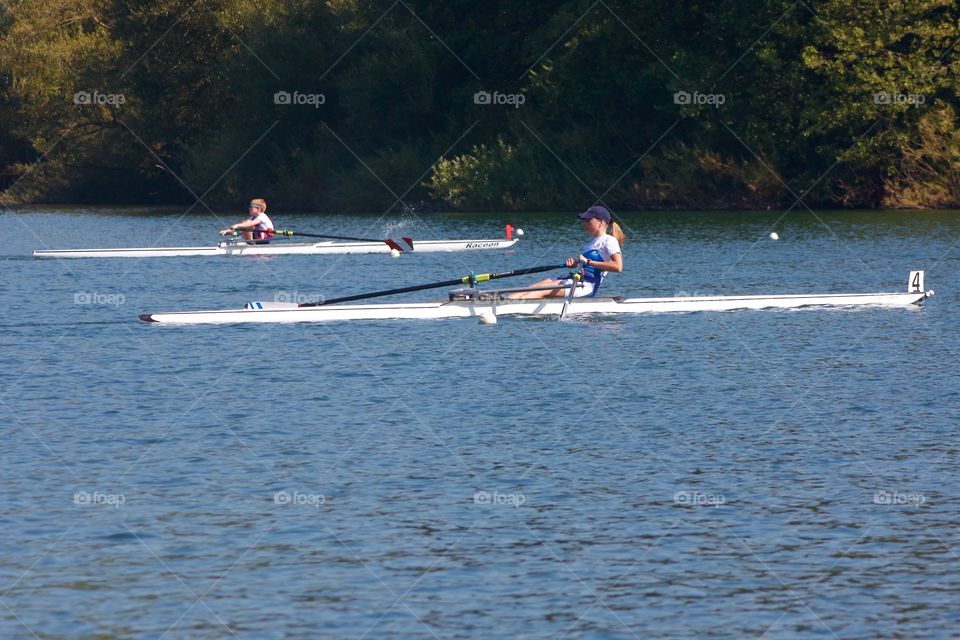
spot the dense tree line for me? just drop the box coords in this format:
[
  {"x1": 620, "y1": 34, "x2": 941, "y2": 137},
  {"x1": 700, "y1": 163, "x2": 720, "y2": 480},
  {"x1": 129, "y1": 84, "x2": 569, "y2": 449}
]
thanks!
[{"x1": 0, "y1": 0, "x2": 957, "y2": 211}]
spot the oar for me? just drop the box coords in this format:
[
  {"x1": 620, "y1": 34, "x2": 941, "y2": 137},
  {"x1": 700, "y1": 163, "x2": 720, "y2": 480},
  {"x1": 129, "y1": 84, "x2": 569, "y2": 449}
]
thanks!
[
  {"x1": 231, "y1": 229, "x2": 414, "y2": 252},
  {"x1": 559, "y1": 271, "x2": 582, "y2": 320},
  {"x1": 298, "y1": 263, "x2": 565, "y2": 307}
]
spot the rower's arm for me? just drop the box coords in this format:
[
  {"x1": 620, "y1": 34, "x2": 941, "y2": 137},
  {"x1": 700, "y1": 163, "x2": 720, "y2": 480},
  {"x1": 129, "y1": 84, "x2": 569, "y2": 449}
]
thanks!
[
  {"x1": 229, "y1": 219, "x2": 258, "y2": 230},
  {"x1": 581, "y1": 252, "x2": 622, "y2": 273}
]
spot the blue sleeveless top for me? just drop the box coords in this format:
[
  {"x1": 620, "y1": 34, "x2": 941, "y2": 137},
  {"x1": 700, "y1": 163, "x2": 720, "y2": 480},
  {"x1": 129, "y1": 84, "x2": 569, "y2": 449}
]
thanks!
[{"x1": 581, "y1": 248, "x2": 605, "y2": 286}]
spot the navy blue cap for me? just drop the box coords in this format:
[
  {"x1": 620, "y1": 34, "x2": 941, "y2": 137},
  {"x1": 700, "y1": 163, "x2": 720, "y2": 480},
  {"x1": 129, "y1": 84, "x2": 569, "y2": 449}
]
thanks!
[{"x1": 578, "y1": 205, "x2": 611, "y2": 222}]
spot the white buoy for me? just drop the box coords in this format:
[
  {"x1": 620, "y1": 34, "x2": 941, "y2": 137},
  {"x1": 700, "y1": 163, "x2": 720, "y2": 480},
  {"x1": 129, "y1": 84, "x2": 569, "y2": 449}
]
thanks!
[
  {"x1": 478, "y1": 311, "x2": 497, "y2": 324},
  {"x1": 515, "y1": 228, "x2": 524, "y2": 237},
  {"x1": 390, "y1": 248, "x2": 401, "y2": 258},
  {"x1": 769, "y1": 232, "x2": 779, "y2": 240}
]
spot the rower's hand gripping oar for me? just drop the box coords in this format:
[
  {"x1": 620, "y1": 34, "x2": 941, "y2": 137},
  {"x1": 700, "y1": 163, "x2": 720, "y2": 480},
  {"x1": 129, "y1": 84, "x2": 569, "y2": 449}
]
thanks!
[
  {"x1": 296, "y1": 263, "x2": 566, "y2": 308},
  {"x1": 229, "y1": 229, "x2": 414, "y2": 252}
]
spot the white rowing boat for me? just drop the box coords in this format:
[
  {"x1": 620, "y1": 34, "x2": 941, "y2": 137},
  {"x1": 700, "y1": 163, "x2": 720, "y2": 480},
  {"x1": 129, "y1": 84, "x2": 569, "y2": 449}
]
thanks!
[
  {"x1": 33, "y1": 237, "x2": 519, "y2": 258},
  {"x1": 140, "y1": 271, "x2": 933, "y2": 325}
]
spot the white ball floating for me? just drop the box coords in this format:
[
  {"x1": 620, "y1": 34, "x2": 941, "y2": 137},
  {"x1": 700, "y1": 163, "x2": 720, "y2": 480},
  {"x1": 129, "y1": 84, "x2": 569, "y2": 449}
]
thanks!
[
  {"x1": 478, "y1": 311, "x2": 497, "y2": 324},
  {"x1": 515, "y1": 228, "x2": 524, "y2": 237},
  {"x1": 390, "y1": 248, "x2": 401, "y2": 258},
  {"x1": 769, "y1": 232, "x2": 779, "y2": 241}
]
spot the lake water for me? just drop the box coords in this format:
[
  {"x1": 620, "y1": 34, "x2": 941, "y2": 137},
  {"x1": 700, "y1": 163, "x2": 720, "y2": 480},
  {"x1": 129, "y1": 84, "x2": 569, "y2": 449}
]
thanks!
[{"x1": 2, "y1": 206, "x2": 959, "y2": 639}]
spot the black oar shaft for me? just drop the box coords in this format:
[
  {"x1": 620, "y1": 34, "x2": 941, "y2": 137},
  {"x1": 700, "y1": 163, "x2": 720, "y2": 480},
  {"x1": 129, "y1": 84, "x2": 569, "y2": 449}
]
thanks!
[
  {"x1": 273, "y1": 229, "x2": 388, "y2": 243},
  {"x1": 299, "y1": 263, "x2": 565, "y2": 307},
  {"x1": 313, "y1": 278, "x2": 468, "y2": 306}
]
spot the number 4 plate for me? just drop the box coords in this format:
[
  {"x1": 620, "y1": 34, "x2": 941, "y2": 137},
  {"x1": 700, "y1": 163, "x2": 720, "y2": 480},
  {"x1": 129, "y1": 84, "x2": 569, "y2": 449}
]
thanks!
[{"x1": 909, "y1": 271, "x2": 924, "y2": 293}]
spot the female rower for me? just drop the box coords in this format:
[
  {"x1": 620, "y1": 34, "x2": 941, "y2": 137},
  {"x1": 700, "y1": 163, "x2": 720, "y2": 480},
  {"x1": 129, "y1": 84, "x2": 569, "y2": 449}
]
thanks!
[
  {"x1": 510, "y1": 205, "x2": 624, "y2": 299},
  {"x1": 219, "y1": 198, "x2": 275, "y2": 243}
]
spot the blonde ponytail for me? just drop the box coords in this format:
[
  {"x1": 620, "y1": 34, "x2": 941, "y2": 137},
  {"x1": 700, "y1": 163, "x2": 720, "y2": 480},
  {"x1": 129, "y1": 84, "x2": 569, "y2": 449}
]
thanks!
[{"x1": 608, "y1": 220, "x2": 625, "y2": 246}]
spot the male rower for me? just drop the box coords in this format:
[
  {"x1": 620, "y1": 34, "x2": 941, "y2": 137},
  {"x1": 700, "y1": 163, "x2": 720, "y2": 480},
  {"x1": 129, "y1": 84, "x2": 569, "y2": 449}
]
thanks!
[{"x1": 219, "y1": 198, "x2": 275, "y2": 243}]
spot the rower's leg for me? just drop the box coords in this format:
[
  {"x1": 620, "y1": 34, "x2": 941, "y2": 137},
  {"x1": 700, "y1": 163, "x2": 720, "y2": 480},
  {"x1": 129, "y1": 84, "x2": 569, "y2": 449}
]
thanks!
[
  {"x1": 508, "y1": 279, "x2": 568, "y2": 299},
  {"x1": 242, "y1": 230, "x2": 254, "y2": 241}
]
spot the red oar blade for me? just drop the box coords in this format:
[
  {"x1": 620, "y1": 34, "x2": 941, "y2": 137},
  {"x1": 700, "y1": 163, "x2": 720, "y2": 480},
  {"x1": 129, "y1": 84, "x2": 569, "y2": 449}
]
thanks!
[{"x1": 384, "y1": 237, "x2": 415, "y2": 252}]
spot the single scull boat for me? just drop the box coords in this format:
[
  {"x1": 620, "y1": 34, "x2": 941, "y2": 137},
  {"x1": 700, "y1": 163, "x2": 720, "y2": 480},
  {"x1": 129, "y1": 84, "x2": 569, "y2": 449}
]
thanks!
[
  {"x1": 34, "y1": 236, "x2": 519, "y2": 258},
  {"x1": 139, "y1": 270, "x2": 933, "y2": 325}
]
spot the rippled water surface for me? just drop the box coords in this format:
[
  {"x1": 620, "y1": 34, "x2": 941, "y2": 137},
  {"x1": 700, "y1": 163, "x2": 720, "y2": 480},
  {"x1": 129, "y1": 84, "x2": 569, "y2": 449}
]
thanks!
[{"x1": 2, "y1": 207, "x2": 959, "y2": 639}]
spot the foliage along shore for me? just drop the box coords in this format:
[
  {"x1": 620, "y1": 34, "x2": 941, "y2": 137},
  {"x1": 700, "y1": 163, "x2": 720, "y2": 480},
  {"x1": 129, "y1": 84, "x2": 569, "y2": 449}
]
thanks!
[{"x1": 0, "y1": 1, "x2": 958, "y2": 212}]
